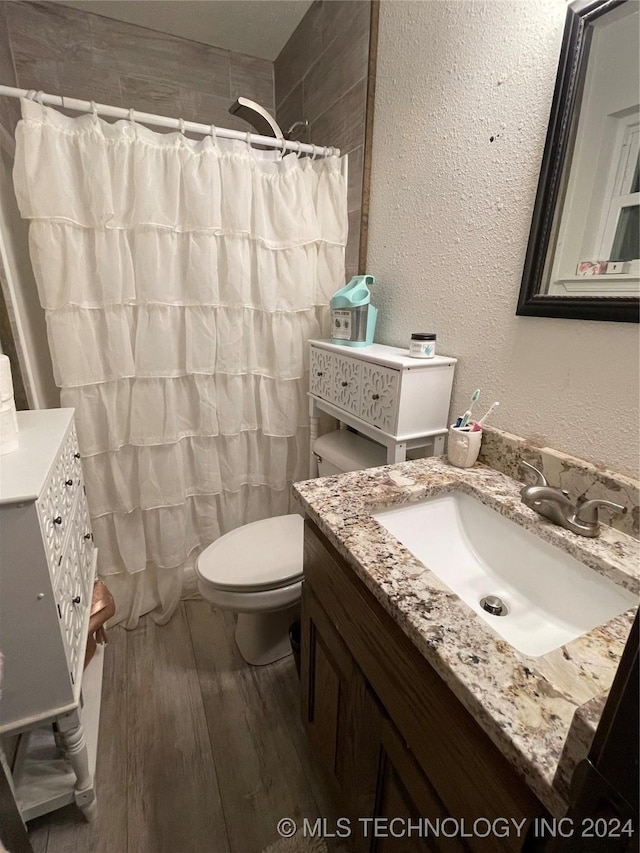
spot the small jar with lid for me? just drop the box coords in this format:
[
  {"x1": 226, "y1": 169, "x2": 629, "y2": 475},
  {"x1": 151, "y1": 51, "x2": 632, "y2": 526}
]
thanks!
[{"x1": 409, "y1": 332, "x2": 436, "y2": 358}]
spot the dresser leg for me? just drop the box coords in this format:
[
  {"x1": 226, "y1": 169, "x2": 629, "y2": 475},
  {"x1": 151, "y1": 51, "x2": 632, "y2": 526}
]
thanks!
[
  {"x1": 309, "y1": 415, "x2": 319, "y2": 477},
  {"x1": 387, "y1": 442, "x2": 406, "y2": 463},
  {"x1": 56, "y1": 711, "x2": 97, "y2": 822}
]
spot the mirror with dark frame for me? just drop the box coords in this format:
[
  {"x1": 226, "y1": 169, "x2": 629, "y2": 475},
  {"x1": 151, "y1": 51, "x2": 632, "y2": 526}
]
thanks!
[{"x1": 517, "y1": 0, "x2": 639, "y2": 322}]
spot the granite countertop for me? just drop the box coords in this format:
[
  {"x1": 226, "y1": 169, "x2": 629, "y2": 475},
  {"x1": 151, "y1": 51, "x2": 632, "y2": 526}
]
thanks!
[{"x1": 292, "y1": 458, "x2": 639, "y2": 818}]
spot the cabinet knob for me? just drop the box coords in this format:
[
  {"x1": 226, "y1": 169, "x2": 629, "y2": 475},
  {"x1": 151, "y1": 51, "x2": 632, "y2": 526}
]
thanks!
[
  {"x1": 65, "y1": 478, "x2": 73, "y2": 486},
  {"x1": 74, "y1": 452, "x2": 81, "y2": 459},
  {"x1": 341, "y1": 381, "x2": 348, "y2": 387},
  {"x1": 53, "y1": 516, "x2": 63, "y2": 525},
  {"x1": 84, "y1": 532, "x2": 92, "y2": 540},
  {"x1": 316, "y1": 371, "x2": 323, "y2": 377},
  {"x1": 372, "y1": 393, "x2": 380, "y2": 400},
  {"x1": 72, "y1": 595, "x2": 81, "y2": 605}
]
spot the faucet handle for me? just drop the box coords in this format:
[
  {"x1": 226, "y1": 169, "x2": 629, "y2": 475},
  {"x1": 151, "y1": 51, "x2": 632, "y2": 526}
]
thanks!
[
  {"x1": 575, "y1": 499, "x2": 627, "y2": 525},
  {"x1": 520, "y1": 459, "x2": 548, "y2": 487}
]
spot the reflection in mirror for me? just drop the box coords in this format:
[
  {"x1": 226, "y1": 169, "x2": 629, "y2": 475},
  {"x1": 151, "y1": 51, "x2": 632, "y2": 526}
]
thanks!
[
  {"x1": 518, "y1": 0, "x2": 640, "y2": 322},
  {"x1": 547, "y1": 2, "x2": 639, "y2": 295}
]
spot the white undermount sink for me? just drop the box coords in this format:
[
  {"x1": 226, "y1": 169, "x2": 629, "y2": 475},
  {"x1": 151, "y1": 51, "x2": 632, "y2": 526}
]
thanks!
[{"x1": 372, "y1": 491, "x2": 637, "y2": 657}]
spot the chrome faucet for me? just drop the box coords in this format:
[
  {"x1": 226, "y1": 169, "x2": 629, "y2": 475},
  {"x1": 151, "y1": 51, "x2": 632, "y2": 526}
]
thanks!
[{"x1": 519, "y1": 460, "x2": 626, "y2": 538}]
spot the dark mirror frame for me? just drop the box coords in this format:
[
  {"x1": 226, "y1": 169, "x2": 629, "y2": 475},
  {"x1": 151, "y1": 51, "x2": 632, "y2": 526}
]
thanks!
[{"x1": 517, "y1": 0, "x2": 639, "y2": 323}]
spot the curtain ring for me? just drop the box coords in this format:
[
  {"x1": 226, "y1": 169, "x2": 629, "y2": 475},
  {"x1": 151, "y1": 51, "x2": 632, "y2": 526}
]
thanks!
[
  {"x1": 210, "y1": 124, "x2": 217, "y2": 142},
  {"x1": 279, "y1": 137, "x2": 288, "y2": 160},
  {"x1": 295, "y1": 140, "x2": 303, "y2": 159},
  {"x1": 128, "y1": 108, "x2": 138, "y2": 137},
  {"x1": 178, "y1": 118, "x2": 186, "y2": 135},
  {"x1": 89, "y1": 100, "x2": 98, "y2": 122},
  {"x1": 310, "y1": 144, "x2": 319, "y2": 161},
  {"x1": 26, "y1": 89, "x2": 37, "y2": 101},
  {"x1": 35, "y1": 90, "x2": 45, "y2": 105}
]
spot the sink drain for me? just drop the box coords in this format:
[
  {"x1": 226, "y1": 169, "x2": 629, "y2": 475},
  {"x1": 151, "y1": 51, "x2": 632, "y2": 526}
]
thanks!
[{"x1": 480, "y1": 595, "x2": 508, "y2": 616}]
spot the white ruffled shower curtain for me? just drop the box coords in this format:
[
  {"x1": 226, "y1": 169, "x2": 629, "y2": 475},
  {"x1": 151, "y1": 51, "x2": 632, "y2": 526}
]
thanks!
[{"x1": 13, "y1": 99, "x2": 347, "y2": 627}]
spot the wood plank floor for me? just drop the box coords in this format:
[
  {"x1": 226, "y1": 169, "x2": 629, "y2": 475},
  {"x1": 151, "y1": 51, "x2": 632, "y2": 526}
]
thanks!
[{"x1": 27, "y1": 601, "x2": 337, "y2": 853}]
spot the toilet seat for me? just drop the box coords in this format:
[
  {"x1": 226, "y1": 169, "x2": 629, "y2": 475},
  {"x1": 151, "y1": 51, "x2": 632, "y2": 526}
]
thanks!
[
  {"x1": 194, "y1": 431, "x2": 382, "y2": 665},
  {"x1": 196, "y1": 514, "x2": 304, "y2": 593}
]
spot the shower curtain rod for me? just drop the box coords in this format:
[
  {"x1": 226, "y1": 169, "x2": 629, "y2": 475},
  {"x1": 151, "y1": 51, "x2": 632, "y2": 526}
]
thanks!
[{"x1": 0, "y1": 85, "x2": 340, "y2": 158}]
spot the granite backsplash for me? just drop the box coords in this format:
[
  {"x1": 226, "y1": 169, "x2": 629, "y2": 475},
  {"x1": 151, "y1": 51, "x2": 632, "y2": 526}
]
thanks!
[{"x1": 477, "y1": 426, "x2": 639, "y2": 539}]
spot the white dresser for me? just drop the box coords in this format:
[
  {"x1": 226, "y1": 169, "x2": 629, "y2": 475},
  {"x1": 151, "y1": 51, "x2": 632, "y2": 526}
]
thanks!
[
  {"x1": 0, "y1": 408, "x2": 102, "y2": 823},
  {"x1": 309, "y1": 340, "x2": 457, "y2": 468}
]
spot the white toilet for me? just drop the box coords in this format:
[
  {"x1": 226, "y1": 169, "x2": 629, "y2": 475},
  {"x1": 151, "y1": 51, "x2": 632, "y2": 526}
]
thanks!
[{"x1": 195, "y1": 430, "x2": 386, "y2": 665}]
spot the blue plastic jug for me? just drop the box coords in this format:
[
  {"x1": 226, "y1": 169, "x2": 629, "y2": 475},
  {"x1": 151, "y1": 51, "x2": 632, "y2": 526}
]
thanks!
[{"x1": 330, "y1": 275, "x2": 377, "y2": 347}]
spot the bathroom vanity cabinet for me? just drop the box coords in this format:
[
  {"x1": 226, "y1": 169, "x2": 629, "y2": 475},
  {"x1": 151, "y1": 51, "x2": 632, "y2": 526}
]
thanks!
[
  {"x1": 308, "y1": 340, "x2": 456, "y2": 469},
  {"x1": 0, "y1": 409, "x2": 102, "y2": 823},
  {"x1": 301, "y1": 520, "x2": 547, "y2": 853}
]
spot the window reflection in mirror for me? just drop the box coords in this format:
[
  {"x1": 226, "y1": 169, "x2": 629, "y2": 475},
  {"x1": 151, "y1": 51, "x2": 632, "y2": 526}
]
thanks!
[{"x1": 544, "y1": 2, "x2": 639, "y2": 298}]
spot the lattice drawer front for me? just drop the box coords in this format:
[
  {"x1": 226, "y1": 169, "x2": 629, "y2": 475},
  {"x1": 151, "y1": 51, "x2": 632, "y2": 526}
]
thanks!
[
  {"x1": 333, "y1": 354, "x2": 362, "y2": 415},
  {"x1": 56, "y1": 535, "x2": 86, "y2": 684},
  {"x1": 360, "y1": 365, "x2": 400, "y2": 432},
  {"x1": 36, "y1": 475, "x2": 66, "y2": 577},
  {"x1": 57, "y1": 425, "x2": 81, "y2": 513},
  {"x1": 48, "y1": 491, "x2": 91, "y2": 591},
  {"x1": 74, "y1": 490, "x2": 96, "y2": 595},
  {"x1": 36, "y1": 425, "x2": 82, "y2": 576},
  {"x1": 310, "y1": 348, "x2": 333, "y2": 400}
]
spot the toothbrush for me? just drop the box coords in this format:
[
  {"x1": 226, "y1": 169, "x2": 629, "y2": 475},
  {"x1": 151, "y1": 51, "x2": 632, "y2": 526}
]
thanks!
[
  {"x1": 471, "y1": 401, "x2": 499, "y2": 431},
  {"x1": 459, "y1": 389, "x2": 481, "y2": 428}
]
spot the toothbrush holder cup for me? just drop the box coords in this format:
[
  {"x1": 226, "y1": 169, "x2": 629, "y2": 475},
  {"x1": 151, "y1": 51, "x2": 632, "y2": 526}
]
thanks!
[{"x1": 447, "y1": 424, "x2": 482, "y2": 469}]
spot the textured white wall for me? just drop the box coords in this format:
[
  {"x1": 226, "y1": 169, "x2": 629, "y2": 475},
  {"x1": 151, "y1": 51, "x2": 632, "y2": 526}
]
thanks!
[{"x1": 367, "y1": 0, "x2": 640, "y2": 477}]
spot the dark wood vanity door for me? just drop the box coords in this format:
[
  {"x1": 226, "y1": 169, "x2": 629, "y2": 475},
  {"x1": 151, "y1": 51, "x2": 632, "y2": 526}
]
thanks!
[
  {"x1": 301, "y1": 584, "x2": 382, "y2": 833},
  {"x1": 302, "y1": 581, "x2": 472, "y2": 853},
  {"x1": 373, "y1": 717, "x2": 470, "y2": 853},
  {"x1": 301, "y1": 581, "x2": 351, "y2": 789}
]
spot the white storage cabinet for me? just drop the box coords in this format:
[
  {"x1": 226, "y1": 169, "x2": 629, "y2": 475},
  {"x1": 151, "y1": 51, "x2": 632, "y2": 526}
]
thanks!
[
  {"x1": 0, "y1": 408, "x2": 102, "y2": 823},
  {"x1": 309, "y1": 340, "x2": 457, "y2": 469}
]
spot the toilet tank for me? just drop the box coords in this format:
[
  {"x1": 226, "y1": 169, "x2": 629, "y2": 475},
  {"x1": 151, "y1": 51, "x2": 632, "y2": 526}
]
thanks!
[{"x1": 312, "y1": 430, "x2": 386, "y2": 476}]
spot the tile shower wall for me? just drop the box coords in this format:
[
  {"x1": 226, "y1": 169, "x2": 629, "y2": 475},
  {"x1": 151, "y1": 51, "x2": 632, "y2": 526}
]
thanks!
[
  {"x1": 0, "y1": 4, "x2": 19, "y2": 136},
  {"x1": 0, "y1": 0, "x2": 275, "y2": 411},
  {"x1": 274, "y1": 1, "x2": 372, "y2": 282},
  {"x1": 0, "y1": 1, "x2": 274, "y2": 135}
]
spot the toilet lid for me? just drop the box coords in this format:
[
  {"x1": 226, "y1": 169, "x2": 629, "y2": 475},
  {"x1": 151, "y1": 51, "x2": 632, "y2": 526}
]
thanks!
[{"x1": 196, "y1": 514, "x2": 304, "y2": 592}]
